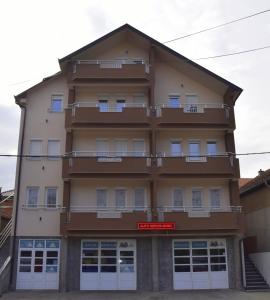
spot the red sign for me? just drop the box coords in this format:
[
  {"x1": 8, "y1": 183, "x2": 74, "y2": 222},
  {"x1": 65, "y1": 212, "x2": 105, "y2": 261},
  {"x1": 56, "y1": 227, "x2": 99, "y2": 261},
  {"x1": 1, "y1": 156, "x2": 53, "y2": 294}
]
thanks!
[{"x1": 137, "y1": 222, "x2": 176, "y2": 230}]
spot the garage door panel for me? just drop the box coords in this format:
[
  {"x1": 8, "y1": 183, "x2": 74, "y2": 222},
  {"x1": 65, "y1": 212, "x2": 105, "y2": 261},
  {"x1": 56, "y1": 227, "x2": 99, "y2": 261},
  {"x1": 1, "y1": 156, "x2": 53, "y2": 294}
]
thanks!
[
  {"x1": 210, "y1": 271, "x2": 229, "y2": 289},
  {"x1": 174, "y1": 273, "x2": 192, "y2": 289}
]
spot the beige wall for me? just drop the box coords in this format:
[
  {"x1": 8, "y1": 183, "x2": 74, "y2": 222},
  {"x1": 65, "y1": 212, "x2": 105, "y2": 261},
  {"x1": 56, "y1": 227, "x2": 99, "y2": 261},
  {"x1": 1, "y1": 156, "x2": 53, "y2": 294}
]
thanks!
[
  {"x1": 157, "y1": 130, "x2": 226, "y2": 155},
  {"x1": 70, "y1": 179, "x2": 150, "y2": 209},
  {"x1": 155, "y1": 62, "x2": 223, "y2": 106},
  {"x1": 73, "y1": 130, "x2": 149, "y2": 154},
  {"x1": 16, "y1": 76, "x2": 68, "y2": 236},
  {"x1": 157, "y1": 179, "x2": 230, "y2": 208}
]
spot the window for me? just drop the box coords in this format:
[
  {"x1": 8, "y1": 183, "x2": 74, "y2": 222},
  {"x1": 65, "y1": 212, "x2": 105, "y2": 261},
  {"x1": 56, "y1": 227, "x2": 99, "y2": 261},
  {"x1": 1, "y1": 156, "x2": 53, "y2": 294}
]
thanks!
[
  {"x1": 45, "y1": 188, "x2": 57, "y2": 208},
  {"x1": 51, "y1": 95, "x2": 63, "y2": 112},
  {"x1": 97, "y1": 189, "x2": 107, "y2": 208},
  {"x1": 210, "y1": 189, "x2": 221, "y2": 208},
  {"x1": 115, "y1": 189, "x2": 126, "y2": 209},
  {"x1": 47, "y1": 140, "x2": 60, "y2": 159},
  {"x1": 189, "y1": 142, "x2": 200, "y2": 161},
  {"x1": 173, "y1": 189, "x2": 183, "y2": 209},
  {"x1": 185, "y1": 95, "x2": 198, "y2": 112},
  {"x1": 116, "y1": 99, "x2": 126, "y2": 112},
  {"x1": 192, "y1": 190, "x2": 202, "y2": 208},
  {"x1": 207, "y1": 142, "x2": 217, "y2": 156},
  {"x1": 115, "y1": 139, "x2": 128, "y2": 156},
  {"x1": 29, "y1": 140, "x2": 42, "y2": 159},
  {"x1": 27, "y1": 187, "x2": 39, "y2": 208},
  {"x1": 134, "y1": 188, "x2": 145, "y2": 210},
  {"x1": 171, "y1": 141, "x2": 182, "y2": 156},
  {"x1": 168, "y1": 95, "x2": 180, "y2": 108},
  {"x1": 98, "y1": 100, "x2": 108, "y2": 112},
  {"x1": 96, "y1": 139, "x2": 109, "y2": 156},
  {"x1": 132, "y1": 140, "x2": 145, "y2": 157}
]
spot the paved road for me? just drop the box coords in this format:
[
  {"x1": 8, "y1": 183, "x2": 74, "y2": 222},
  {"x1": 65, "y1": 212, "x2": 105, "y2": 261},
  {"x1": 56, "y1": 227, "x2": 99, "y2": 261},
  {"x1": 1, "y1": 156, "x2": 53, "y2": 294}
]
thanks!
[{"x1": 2, "y1": 290, "x2": 270, "y2": 300}]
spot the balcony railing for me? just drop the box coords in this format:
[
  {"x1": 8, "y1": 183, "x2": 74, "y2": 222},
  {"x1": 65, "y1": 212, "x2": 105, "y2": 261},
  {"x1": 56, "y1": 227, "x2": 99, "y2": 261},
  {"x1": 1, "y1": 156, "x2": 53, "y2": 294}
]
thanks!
[
  {"x1": 69, "y1": 206, "x2": 149, "y2": 213},
  {"x1": 156, "y1": 103, "x2": 234, "y2": 128},
  {"x1": 69, "y1": 59, "x2": 150, "y2": 81},
  {"x1": 158, "y1": 206, "x2": 242, "y2": 213}
]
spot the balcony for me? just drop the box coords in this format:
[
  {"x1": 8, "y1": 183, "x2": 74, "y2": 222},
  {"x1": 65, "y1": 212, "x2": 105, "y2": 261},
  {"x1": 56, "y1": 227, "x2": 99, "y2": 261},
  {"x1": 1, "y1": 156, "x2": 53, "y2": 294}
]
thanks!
[
  {"x1": 156, "y1": 155, "x2": 240, "y2": 178},
  {"x1": 60, "y1": 208, "x2": 150, "y2": 234},
  {"x1": 62, "y1": 153, "x2": 151, "y2": 178},
  {"x1": 65, "y1": 103, "x2": 150, "y2": 128},
  {"x1": 156, "y1": 104, "x2": 235, "y2": 129},
  {"x1": 68, "y1": 59, "x2": 150, "y2": 82},
  {"x1": 158, "y1": 206, "x2": 244, "y2": 232}
]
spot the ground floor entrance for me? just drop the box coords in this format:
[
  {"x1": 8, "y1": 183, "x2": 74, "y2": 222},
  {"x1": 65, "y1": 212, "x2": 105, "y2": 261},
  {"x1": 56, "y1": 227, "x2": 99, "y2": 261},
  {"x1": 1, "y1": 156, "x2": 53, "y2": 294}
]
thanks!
[
  {"x1": 16, "y1": 239, "x2": 60, "y2": 289},
  {"x1": 80, "y1": 240, "x2": 136, "y2": 290},
  {"x1": 173, "y1": 239, "x2": 228, "y2": 289}
]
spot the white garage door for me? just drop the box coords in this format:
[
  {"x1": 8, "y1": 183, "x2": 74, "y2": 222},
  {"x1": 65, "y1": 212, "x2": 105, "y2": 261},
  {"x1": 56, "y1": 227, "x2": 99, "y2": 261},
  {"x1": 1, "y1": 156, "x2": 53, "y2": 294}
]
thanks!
[
  {"x1": 173, "y1": 239, "x2": 228, "y2": 290},
  {"x1": 80, "y1": 240, "x2": 136, "y2": 290},
  {"x1": 16, "y1": 239, "x2": 60, "y2": 290}
]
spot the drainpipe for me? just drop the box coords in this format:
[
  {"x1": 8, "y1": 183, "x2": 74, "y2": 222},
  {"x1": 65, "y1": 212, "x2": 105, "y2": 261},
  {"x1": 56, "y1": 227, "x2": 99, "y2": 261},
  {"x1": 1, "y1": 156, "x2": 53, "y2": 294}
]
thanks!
[
  {"x1": 240, "y1": 238, "x2": 246, "y2": 289},
  {"x1": 9, "y1": 99, "x2": 27, "y2": 288}
]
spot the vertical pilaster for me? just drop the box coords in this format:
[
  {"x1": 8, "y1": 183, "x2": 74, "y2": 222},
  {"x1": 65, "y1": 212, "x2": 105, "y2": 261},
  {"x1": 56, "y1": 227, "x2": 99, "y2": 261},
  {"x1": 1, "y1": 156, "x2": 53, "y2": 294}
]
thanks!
[
  {"x1": 229, "y1": 180, "x2": 240, "y2": 206},
  {"x1": 59, "y1": 237, "x2": 68, "y2": 291},
  {"x1": 151, "y1": 237, "x2": 159, "y2": 291},
  {"x1": 63, "y1": 181, "x2": 71, "y2": 212},
  {"x1": 68, "y1": 87, "x2": 75, "y2": 105},
  {"x1": 65, "y1": 131, "x2": 73, "y2": 154},
  {"x1": 150, "y1": 180, "x2": 158, "y2": 221}
]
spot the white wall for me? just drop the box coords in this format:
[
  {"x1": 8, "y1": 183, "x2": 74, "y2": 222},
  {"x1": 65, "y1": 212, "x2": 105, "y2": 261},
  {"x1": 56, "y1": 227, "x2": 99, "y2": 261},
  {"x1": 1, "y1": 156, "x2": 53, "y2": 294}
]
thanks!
[{"x1": 250, "y1": 252, "x2": 270, "y2": 285}]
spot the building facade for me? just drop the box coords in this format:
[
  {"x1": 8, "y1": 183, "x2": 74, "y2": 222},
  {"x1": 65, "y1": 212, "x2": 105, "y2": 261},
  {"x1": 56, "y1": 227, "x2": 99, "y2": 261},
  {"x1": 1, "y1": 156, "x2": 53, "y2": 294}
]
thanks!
[{"x1": 12, "y1": 24, "x2": 244, "y2": 291}]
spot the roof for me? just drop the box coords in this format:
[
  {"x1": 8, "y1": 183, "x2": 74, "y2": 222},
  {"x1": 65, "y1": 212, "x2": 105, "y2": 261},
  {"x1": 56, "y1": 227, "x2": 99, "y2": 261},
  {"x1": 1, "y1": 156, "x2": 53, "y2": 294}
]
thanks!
[
  {"x1": 1, "y1": 189, "x2": 14, "y2": 198},
  {"x1": 15, "y1": 23, "x2": 242, "y2": 102},
  {"x1": 239, "y1": 178, "x2": 252, "y2": 188},
  {"x1": 240, "y1": 169, "x2": 270, "y2": 196}
]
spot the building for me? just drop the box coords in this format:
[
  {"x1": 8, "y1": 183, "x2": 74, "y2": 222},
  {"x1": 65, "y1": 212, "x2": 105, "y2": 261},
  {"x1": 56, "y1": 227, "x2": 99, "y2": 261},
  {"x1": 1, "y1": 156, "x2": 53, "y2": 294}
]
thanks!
[
  {"x1": 240, "y1": 169, "x2": 270, "y2": 288},
  {"x1": 12, "y1": 24, "x2": 244, "y2": 291},
  {"x1": 0, "y1": 189, "x2": 14, "y2": 231}
]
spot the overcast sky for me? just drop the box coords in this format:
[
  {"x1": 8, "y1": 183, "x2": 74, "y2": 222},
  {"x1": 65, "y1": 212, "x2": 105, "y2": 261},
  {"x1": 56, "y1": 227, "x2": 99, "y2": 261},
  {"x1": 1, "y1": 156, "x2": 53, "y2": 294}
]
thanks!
[{"x1": 1, "y1": 0, "x2": 270, "y2": 190}]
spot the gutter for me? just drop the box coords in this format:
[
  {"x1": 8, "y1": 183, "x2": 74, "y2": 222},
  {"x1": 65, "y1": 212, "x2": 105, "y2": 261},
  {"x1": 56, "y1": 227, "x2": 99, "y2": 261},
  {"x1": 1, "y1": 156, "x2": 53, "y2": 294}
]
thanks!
[{"x1": 9, "y1": 99, "x2": 27, "y2": 287}]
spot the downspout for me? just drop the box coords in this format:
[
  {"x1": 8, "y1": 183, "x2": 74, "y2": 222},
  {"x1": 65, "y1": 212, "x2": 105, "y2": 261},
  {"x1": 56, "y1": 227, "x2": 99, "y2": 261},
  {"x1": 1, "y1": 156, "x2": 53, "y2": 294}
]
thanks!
[
  {"x1": 240, "y1": 238, "x2": 246, "y2": 289},
  {"x1": 9, "y1": 100, "x2": 27, "y2": 287}
]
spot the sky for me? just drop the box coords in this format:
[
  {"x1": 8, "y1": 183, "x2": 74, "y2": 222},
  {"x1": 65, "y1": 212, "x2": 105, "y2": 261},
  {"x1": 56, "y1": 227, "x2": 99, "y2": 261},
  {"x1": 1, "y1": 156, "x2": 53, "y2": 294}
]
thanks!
[{"x1": 0, "y1": 0, "x2": 270, "y2": 190}]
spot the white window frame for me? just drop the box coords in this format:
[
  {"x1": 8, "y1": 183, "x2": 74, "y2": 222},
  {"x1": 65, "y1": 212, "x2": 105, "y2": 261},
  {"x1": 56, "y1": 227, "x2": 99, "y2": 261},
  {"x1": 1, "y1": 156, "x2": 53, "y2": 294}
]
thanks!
[
  {"x1": 96, "y1": 188, "x2": 107, "y2": 209},
  {"x1": 134, "y1": 187, "x2": 146, "y2": 211},
  {"x1": 115, "y1": 188, "x2": 127, "y2": 210},
  {"x1": 191, "y1": 188, "x2": 203, "y2": 209},
  {"x1": 47, "y1": 139, "x2": 61, "y2": 160},
  {"x1": 26, "y1": 187, "x2": 39, "y2": 208},
  {"x1": 209, "y1": 188, "x2": 222, "y2": 210},
  {"x1": 50, "y1": 95, "x2": 63, "y2": 113},
  {"x1": 29, "y1": 139, "x2": 43, "y2": 160},
  {"x1": 45, "y1": 187, "x2": 58, "y2": 209},
  {"x1": 172, "y1": 188, "x2": 184, "y2": 211}
]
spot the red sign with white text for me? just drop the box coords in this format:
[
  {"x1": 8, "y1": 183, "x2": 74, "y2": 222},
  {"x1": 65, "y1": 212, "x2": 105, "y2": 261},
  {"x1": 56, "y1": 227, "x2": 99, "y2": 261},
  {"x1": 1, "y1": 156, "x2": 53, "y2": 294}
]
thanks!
[{"x1": 137, "y1": 222, "x2": 176, "y2": 230}]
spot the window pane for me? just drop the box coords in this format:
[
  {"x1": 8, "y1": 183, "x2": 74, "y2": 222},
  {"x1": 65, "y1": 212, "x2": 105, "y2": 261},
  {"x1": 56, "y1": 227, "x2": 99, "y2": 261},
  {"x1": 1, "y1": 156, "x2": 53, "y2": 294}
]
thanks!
[
  {"x1": 175, "y1": 265, "x2": 190, "y2": 272},
  {"x1": 27, "y1": 188, "x2": 38, "y2": 207},
  {"x1": 97, "y1": 189, "x2": 107, "y2": 208},
  {"x1": 192, "y1": 257, "x2": 208, "y2": 264},
  {"x1": 100, "y1": 241, "x2": 117, "y2": 249},
  {"x1": 20, "y1": 250, "x2": 32, "y2": 257},
  {"x1": 168, "y1": 96, "x2": 180, "y2": 108},
  {"x1": 35, "y1": 251, "x2": 43, "y2": 257},
  {"x1": 46, "y1": 188, "x2": 57, "y2": 208},
  {"x1": 46, "y1": 266, "x2": 58, "y2": 273},
  {"x1": 20, "y1": 240, "x2": 33, "y2": 248},
  {"x1": 29, "y1": 140, "x2": 42, "y2": 157},
  {"x1": 34, "y1": 240, "x2": 45, "y2": 248},
  {"x1": 34, "y1": 266, "x2": 43, "y2": 273},
  {"x1": 101, "y1": 258, "x2": 117, "y2": 264},
  {"x1": 207, "y1": 142, "x2": 217, "y2": 156},
  {"x1": 211, "y1": 264, "x2": 226, "y2": 271},
  {"x1": 210, "y1": 257, "x2": 226, "y2": 264},
  {"x1": 83, "y1": 250, "x2": 98, "y2": 256},
  {"x1": 46, "y1": 240, "x2": 60, "y2": 248},
  {"x1": 193, "y1": 265, "x2": 208, "y2": 272},
  {"x1": 120, "y1": 251, "x2": 133, "y2": 256},
  {"x1": 175, "y1": 257, "x2": 190, "y2": 264},
  {"x1": 82, "y1": 241, "x2": 99, "y2": 249},
  {"x1": 192, "y1": 241, "x2": 207, "y2": 248},
  {"x1": 174, "y1": 249, "x2": 190, "y2": 256},
  {"x1": 192, "y1": 249, "x2": 207, "y2": 256},
  {"x1": 210, "y1": 249, "x2": 225, "y2": 256},
  {"x1": 174, "y1": 241, "x2": 190, "y2": 249},
  {"x1": 20, "y1": 258, "x2": 31, "y2": 264},
  {"x1": 46, "y1": 258, "x2": 58, "y2": 265},
  {"x1": 51, "y1": 96, "x2": 63, "y2": 112},
  {"x1": 134, "y1": 188, "x2": 145, "y2": 209},
  {"x1": 120, "y1": 265, "x2": 134, "y2": 273},
  {"x1": 101, "y1": 250, "x2": 117, "y2": 256},
  {"x1": 189, "y1": 143, "x2": 200, "y2": 161},
  {"x1": 19, "y1": 266, "x2": 31, "y2": 272},
  {"x1": 47, "y1": 140, "x2": 60, "y2": 159},
  {"x1": 120, "y1": 257, "x2": 134, "y2": 264},
  {"x1": 173, "y1": 189, "x2": 183, "y2": 207},
  {"x1": 35, "y1": 258, "x2": 43, "y2": 264},
  {"x1": 82, "y1": 258, "x2": 98, "y2": 264},
  {"x1": 46, "y1": 251, "x2": 58, "y2": 257},
  {"x1": 171, "y1": 141, "x2": 181, "y2": 156},
  {"x1": 192, "y1": 190, "x2": 202, "y2": 208},
  {"x1": 82, "y1": 266, "x2": 98, "y2": 272},
  {"x1": 210, "y1": 189, "x2": 221, "y2": 208},
  {"x1": 99, "y1": 100, "x2": 108, "y2": 112},
  {"x1": 116, "y1": 99, "x2": 126, "y2": 112},
  {"x1": 115, "y1": 189, "x2": 126, "y2": 209},
  {"x1": 132, "y1": 140, "x2": 145, "y2": 157},
  {"x1": 101, "y1": 266, "x2": 116, "y2": 272}
]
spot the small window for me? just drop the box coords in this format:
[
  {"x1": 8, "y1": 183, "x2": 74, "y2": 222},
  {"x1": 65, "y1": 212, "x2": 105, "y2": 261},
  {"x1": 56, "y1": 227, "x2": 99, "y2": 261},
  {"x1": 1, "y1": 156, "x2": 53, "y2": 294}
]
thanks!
[
  {"x1": 51, "y1": 95, "x2": 63, "y2": 112},
  {"x1": 134, "y1": 188, "x2": 145, "y2": 210},
  {"x1": 45, "y1": 188, "x2": 57, "y2": 208},
  {"x1": 29, "y1": 140, "x2": 42, "y2": 159},
  {"x1": 116, "y1": 99, "x2": 126, "y2": 112},
  {"x1": 47, "y1": 140, "x2": 60, "y2": 159},
  {"x1": 115, "y1": 189, "x2": 126, "y2": 209},
  {"x1": 192, "y1": 190, "x2": 202, "y2": 208},
  {"x1": 173, "y1": 189, "x2": 183, "y2": 208},
  {"x1": 189, "y1": 142, "x2": 200, "y2": 161},
  {"x1": 97, "y1": 189, "x2": 107, "y2": 208},
  {"x1": 210, "y1": 189, "x2": 221, "y2": 208},
  {"x1": 98, "y1": 100, "x2": 108, "y2": 112},
  {"x1": 207, "y1": 142, "x2": 217, "y2": 156},
  {"x1": 168, "y1": 95, "x2": 180, "y2": 108},
  {"x1": 27, "y1": 187, "x2": 39, "y2": 208},
  {"x1": 171, "y1": 141, "x2": 182, "y2": 156}
]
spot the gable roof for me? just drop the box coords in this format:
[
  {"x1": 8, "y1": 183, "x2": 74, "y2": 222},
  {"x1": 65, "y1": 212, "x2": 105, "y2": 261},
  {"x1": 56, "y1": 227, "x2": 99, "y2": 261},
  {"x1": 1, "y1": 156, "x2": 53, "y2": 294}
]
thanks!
[
  {"x1": 59, "y1": 23, "x2": 242, "y2": 99},
  {"x1": 240, "y1": 169, "x2": 270, "y2": 196},
  {"x1": 15, "y1": 24, "x2": 242, "y2": 102}
]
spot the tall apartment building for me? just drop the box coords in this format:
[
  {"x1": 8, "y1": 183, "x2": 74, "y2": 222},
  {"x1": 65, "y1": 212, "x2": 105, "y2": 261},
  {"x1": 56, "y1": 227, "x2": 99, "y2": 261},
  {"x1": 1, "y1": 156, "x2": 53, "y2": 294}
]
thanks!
[{"x1": 12, "y1": 24, "x2": 244, "y2": 291}]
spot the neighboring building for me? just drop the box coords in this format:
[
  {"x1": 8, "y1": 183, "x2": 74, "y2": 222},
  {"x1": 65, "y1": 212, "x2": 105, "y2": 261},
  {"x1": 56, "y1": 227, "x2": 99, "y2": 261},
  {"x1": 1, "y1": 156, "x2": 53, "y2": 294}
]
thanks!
[
  {"x1": 12, "y1": 24, "x2": 243, "y2": 291},
  {"x1": 0, "y1": 189, "x2": 14, "y2": 231},
  {"x1": 240, "y1": 169, "x2": 270, "y2": 253},
  {"x1": 240, "y1": 169, "x2": 270, "y2": 288}
]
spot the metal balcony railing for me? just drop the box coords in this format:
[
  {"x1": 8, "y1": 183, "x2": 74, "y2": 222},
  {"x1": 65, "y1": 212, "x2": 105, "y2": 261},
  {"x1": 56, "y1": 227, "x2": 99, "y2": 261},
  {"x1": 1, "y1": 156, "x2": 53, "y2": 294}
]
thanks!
[{"x1": 157, "y1": 206, "x2": 242, "y2": 213}]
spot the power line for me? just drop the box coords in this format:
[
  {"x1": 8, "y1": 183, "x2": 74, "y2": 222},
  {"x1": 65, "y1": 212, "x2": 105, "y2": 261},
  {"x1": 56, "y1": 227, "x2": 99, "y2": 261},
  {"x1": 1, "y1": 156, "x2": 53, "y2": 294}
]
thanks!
[
  {"x1": 164, "y1": 8, "x2": 270, "y2": 43},
  {"x1": 194, "y1": 45, "x2": 270, "y2": 60}
]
